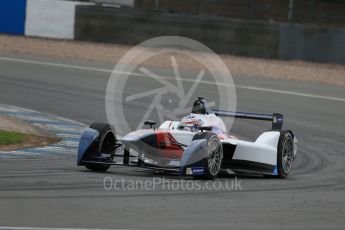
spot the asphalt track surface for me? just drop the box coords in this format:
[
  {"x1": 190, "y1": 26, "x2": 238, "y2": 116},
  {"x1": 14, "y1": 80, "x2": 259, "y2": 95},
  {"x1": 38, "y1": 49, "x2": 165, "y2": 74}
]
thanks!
[{"x1": 0, "y1": 53, "x2": 345, "y2": 229}]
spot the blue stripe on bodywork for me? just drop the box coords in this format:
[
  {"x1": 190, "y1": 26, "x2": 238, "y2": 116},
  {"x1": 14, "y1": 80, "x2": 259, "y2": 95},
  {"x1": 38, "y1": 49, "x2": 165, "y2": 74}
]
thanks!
[
  {"x1": 273, "y1": 165, "x2": 278, "y2": 175},
  {"x1": 77, "y1": 128, "x2": 99, "y2": 165},
  {"x1": 180, "y1": 139, "x2": 207, "y2": 175}
]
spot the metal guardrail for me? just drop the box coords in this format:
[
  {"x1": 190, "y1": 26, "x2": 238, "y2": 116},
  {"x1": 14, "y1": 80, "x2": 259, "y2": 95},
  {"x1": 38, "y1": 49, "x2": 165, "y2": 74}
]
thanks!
[{"x1": 66, "y1": 0, "x2": 134, "y2": 7}]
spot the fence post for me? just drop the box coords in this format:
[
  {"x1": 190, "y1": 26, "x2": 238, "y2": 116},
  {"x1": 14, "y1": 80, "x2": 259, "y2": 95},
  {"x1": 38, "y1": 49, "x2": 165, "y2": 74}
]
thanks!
[
  {"x1": 288, "y1": 0, "x2": 294, "y2": 22},
  {"x1": 154, "y1": 0, "x2": 159, "y2": 10},
  {"x1": 194, "y1": 0, "x2": 200, "y2": 15}
]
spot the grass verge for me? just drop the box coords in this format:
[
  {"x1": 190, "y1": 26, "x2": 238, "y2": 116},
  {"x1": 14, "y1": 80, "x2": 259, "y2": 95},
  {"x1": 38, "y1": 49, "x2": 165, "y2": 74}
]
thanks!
[{"x1": 0, "y1": 130, "x2": 26, "y2": 146}]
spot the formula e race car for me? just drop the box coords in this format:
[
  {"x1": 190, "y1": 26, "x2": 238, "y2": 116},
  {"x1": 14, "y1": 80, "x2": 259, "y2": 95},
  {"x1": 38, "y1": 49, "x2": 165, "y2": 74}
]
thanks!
[{"x1": 77, "y1": 97, "x2": 297, "y2": 179}]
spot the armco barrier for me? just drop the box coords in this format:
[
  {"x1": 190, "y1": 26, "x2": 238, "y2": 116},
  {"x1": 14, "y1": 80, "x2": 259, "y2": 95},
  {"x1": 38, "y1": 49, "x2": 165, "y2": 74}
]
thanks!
[{"x1": 0, "y1": 0, "x2": 26, "y2": 35}]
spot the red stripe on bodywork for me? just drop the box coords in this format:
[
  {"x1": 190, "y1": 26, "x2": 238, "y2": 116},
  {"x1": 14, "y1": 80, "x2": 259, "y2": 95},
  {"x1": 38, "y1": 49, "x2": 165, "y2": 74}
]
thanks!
[{"x1": 155, "y1": 131, "x2": 184, "y2": 158}]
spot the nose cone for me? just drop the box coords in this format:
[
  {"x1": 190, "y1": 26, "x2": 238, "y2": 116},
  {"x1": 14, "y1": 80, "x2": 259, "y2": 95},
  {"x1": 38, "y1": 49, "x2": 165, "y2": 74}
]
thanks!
[{"x1": 121, "y1": 129, "x2": 154, "y2": 142}]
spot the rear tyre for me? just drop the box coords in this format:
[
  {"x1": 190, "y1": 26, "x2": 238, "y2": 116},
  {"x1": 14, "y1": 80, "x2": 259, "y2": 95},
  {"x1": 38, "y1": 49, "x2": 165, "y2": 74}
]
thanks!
[
  {"x1": 84, "y1": 122, "x2": 117, "y2": 172},
  {"x1": 277, "y1": 131, "x2": 294, "y2": 178},
  {"x1": 192, "y1": 132, "x2": 223, "y2": 180}
]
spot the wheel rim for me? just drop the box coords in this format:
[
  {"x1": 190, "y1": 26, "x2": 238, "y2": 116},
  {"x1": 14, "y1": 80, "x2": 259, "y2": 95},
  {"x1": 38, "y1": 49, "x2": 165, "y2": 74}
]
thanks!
[
  {"x1": 207, "y1": 137, "x2": 222, "y2": 176},
  {"x1": 282, "y1": 138, "x2": 293, "y2": 174}
]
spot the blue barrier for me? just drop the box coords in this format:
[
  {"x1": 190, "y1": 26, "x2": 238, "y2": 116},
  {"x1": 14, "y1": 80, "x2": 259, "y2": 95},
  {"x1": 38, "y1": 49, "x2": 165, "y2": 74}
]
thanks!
[{"x1": 0, "y1": 0, "x2": 26, "y2": 35}]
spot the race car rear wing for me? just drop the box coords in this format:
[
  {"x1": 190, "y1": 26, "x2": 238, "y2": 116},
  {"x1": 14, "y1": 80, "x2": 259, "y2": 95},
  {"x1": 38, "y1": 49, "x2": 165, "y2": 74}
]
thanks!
[{"x1": 212, "y1": 110, "x2": 284, "y2": 130}]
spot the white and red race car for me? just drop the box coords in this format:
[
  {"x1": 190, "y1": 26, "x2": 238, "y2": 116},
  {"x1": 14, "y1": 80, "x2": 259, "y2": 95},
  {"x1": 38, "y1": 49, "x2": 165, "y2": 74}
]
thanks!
[{"x1": 77, "y1": 97, "x2": 297, "y2": 179}]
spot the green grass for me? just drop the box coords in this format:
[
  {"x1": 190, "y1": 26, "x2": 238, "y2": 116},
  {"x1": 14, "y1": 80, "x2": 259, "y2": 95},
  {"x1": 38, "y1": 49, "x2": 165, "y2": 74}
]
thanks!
[{"x1": 0, "y1": 130, "x2": 26, "y2": 145}]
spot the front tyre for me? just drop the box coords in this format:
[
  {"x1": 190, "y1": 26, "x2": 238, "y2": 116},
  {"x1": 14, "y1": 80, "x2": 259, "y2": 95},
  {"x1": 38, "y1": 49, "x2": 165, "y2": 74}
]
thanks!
[
  {"x1": 84, "y1": 122, "x2": 117, "y2": 172},
  {"x1": 192, "y1": 132, "x2": 223, "y2": 180},
  {"x1": 277, "y1": 131, "x2": 294, "y2": 178}
]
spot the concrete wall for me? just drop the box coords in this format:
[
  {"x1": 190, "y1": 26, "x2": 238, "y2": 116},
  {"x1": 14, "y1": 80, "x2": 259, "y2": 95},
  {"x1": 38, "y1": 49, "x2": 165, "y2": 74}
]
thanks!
[
  {"x1": 0, "y1": 0, "x2": 26, "y2": 35},
  {"x1": 74, "y1": 5, "x2": 345, "y2": 64},
  {"x1": 1, "y1": 2, "x2": 345, "y2": 64},
  {"x1": 279, "y1": 24, "x2": 345, "y2": 64},
  {"x1": 25, "y1": 0, "x2": 82, "y2": 39},
  {"x1": 75, "y1": 6, "x2": 279, "y2": 59}
]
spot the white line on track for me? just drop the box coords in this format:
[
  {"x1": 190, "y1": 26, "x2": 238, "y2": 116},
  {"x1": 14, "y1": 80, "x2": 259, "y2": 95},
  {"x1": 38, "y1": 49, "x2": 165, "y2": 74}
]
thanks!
[
  {"x1": 1, "y1": 56, "x2": 344, "y2": 103},
  {"x1": 235, "y1": 85, "x2": 345, "y2": 102},
  {"x1": 0, "y1": 227, "x2": 129, "y2": 230},
  {"x1": 0, "y1": 56, "x2": 112, "y2": 73}
]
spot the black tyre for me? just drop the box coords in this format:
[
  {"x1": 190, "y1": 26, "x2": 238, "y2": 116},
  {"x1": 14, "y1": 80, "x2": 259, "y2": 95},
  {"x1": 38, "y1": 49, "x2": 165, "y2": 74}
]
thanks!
[
  {"x1": 277, "y1": 130, "x2": 294, "y2": 178},
  {"x1": 84, "y1": 122, "x2": 117, "y2": 172},
  {"x1": 192, "y1": 132, "x2": 223, "y2": 180}
]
